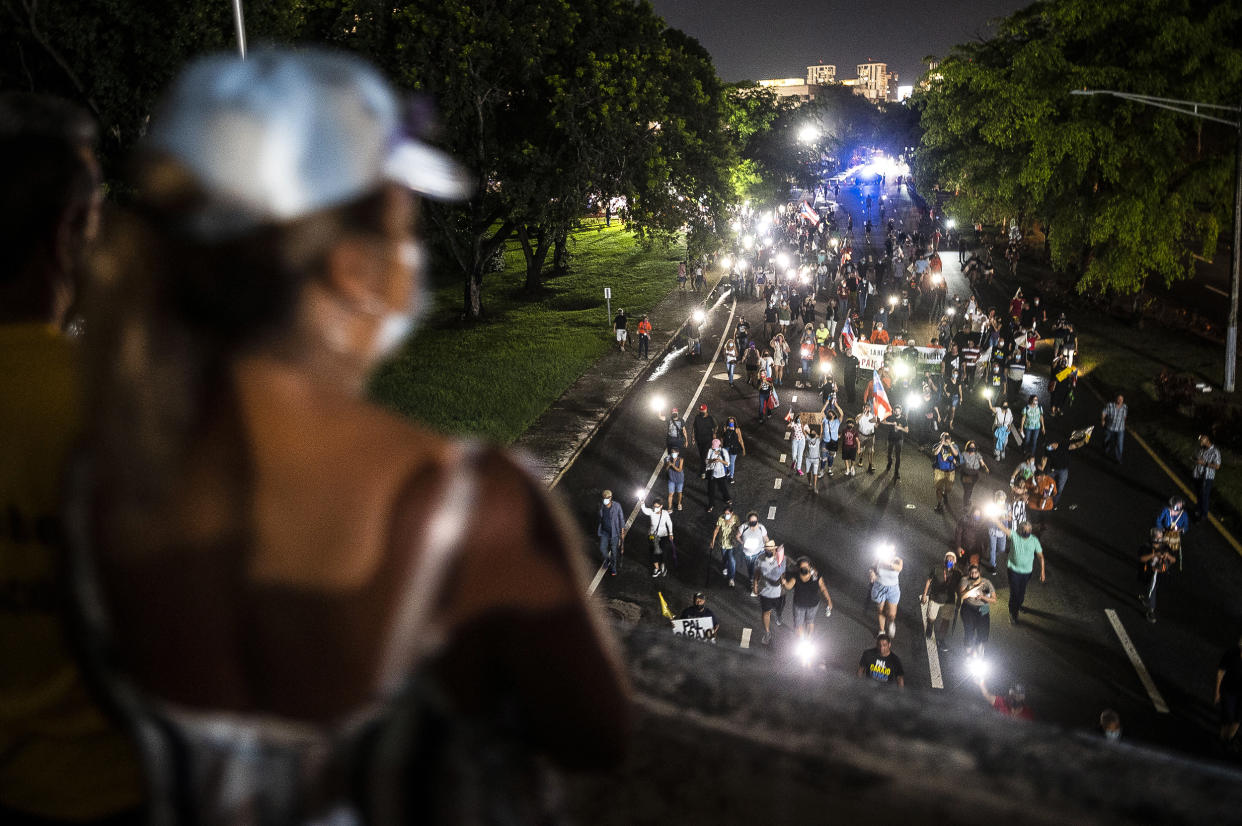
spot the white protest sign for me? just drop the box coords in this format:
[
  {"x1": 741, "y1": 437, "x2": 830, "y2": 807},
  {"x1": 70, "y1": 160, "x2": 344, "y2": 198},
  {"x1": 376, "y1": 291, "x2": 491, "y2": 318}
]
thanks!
[{"x1": 672, "y1": 616, "x2": 716, "y2": 643}]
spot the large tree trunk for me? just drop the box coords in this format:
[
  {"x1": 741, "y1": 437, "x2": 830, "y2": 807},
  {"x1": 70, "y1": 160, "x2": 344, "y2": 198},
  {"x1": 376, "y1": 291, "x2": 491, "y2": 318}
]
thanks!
[
  {"x1": 517, "y1": 224, "x2": 553, "y2": 293},
  {"x1": 552, "y1": 229, "x2": 569, "y2": 275},
  {"x1": 427, "y1": 202, "x2": 512, "y2": 321}
]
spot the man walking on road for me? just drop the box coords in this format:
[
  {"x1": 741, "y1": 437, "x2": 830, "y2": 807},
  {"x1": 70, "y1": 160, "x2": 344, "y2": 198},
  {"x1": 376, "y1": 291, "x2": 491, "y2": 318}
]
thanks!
[
  {"x1": 1192, "y1": 432, "x2": 1222, "y2": 521},
  {"x1": 958, "y1": 563, "x2": 997, "y2": 657},
  {"x1": 858, "y1": 633, "x2": 904, "y2": 687},
  {"x1": 692, "y1": 404, "x2": 717, "y2": 478},
  {"x1": 640, "y1": 498, "x2": 675, "y2": 578},
  {"x1": 1101, "y1": 394, "x2": 1128, "y2": 463},
  {"x1": 990, "y1": 517, "x2": 1044, "y2": 624},
  {"x1": 753, "y1": 539, "x2": 788, "y2": 645},
  {"x1": 597, "y1": 490, "x2": 625, "y2": 576},
  {"x1": 704, "y1": 438, "x2": 731, "y2": 514}
]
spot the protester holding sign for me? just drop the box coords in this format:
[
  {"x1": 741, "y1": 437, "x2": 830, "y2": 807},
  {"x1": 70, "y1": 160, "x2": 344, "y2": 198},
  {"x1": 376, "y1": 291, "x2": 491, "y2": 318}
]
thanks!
[{"x1": 676, "y1": 593, "x2": 718, "y2": 641}]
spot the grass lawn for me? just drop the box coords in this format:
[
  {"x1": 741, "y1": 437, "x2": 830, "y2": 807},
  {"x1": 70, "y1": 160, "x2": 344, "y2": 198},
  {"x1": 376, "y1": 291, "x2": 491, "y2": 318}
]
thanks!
[
  {"x1": 1066, "y1": 303, "x2": 1242, "y2": 530},
  {"x1": 368, "y1": 219, "x2": 684, "y2": 443}
]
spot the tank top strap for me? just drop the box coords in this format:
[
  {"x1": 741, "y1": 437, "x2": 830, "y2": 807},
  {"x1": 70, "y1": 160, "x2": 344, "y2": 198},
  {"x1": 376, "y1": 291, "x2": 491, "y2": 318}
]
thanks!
[{"x1": 374, "y1": 440, "x2": 482, "y2": 695}]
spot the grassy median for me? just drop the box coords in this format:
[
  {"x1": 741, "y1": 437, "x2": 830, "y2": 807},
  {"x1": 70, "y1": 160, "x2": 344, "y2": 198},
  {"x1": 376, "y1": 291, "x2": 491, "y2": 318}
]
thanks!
[{"x1": 369, "y1": 219, "x2": 685, "y2": 442}]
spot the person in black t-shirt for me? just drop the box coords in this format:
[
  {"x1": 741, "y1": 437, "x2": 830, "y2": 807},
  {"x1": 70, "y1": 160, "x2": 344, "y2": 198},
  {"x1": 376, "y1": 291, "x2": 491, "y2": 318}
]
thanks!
[
  {"x1": 857, "y1": 633, "x2": 904, "y2": 687},
  {"x1": 783, "y1": 557, "x2": 834, "y2": 639},
  {"x1": 679, "y1": 592, "x2": 718, "y2": 639},
  {"x1": 1215, "y1": 635, "x2": 1242, "y2": 747},
  {"x1": 883, "y1": 404, "x2": 909, "y2": 481}
]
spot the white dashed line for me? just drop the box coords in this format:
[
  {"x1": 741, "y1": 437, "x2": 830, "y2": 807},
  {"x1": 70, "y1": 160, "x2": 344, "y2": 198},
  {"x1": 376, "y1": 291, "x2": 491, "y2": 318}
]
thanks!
[
  {"x1": 774, "y1": 478, "x2": 782, "y2": 490},
  {"x1": 780, "y1": 453, "x2": 787, "y2": 463},
  {"x1": 784, "y1": 431, "x2": 791, "y2": 440},
  {"x1": 920, "y1": 608, "x2": 944, "y2": 689},
  {"x1": 740, "y1": 628, "x2": 752, "y2": 648},
  {"x1": 792, "y1": 395, "x2": 798, "y2": 404},
  {"x1": 1105, "y1": 609, "x2": 1170, "y2": 713},
  {"x1": 767, "y1": 505, "x2": 777, "y2": 520}
]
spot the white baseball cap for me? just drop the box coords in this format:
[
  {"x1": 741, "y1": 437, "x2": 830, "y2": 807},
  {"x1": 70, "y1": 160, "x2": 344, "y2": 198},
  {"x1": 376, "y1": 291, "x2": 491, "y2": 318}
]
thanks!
[{"x1": 145, "y1": 48, "x2": 469, "y2": 238}]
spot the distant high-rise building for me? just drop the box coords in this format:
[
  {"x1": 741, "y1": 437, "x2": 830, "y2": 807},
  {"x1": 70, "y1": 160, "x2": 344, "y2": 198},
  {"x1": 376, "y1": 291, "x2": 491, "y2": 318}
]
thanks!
[
  {"x1": 806, "y1": 63, "x2": 836, "y2": 85},
  {"x1": 855, "y1": 62, "x2": 896, "y2": 104}
]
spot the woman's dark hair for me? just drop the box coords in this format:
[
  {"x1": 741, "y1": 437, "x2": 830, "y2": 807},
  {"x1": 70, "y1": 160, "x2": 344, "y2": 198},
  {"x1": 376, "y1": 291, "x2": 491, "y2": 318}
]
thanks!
[{"x1": 84, "y1": 155, "x2": 390, "y2": 561}]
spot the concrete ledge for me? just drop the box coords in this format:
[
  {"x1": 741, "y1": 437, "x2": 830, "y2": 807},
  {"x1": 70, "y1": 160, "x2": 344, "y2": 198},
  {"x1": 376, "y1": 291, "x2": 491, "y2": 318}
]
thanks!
[{"x1": 563, "y1": 626, "x2": 1242, "y2": 825}]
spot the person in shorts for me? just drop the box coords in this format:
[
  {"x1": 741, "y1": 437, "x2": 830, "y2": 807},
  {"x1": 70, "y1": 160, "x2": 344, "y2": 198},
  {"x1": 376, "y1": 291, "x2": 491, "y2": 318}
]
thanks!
[
  {"x1": 613, "y1": 308, "x2": 627, "y2": 351},
  {"x1": 784, "y1": 557, "x2": 833, "y2": 639},
  {"x1": 870, "y1": 549, "x2": 904, "y2": 639},
  {"x1": 805, "y1": 425, "x2": 822, "y2": 493},
  {"x1": 752, "y1": 538, "x2": 788, "y2": 645}
]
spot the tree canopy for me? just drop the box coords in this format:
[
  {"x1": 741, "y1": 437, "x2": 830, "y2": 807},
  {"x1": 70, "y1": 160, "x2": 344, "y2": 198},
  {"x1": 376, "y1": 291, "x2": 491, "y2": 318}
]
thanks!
[{"x1": 914, "y1": 0, "x2": 1242, "y2": 294}]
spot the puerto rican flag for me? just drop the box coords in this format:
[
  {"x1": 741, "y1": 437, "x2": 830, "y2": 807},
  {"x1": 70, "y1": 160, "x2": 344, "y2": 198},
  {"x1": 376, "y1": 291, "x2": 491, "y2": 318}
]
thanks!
[
  {"x1": 800, "y1": 201, "x2": 820, "y2": 225},
  {"x1": 871, "y1": 370, "x2": 892, "y2": 421},
  {"x1": 840, "y1": 315, "x2": 856, "y2": 352}
]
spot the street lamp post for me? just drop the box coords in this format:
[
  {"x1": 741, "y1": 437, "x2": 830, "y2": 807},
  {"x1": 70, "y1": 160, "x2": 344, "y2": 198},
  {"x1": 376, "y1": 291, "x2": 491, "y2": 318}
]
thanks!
[{"x1": 1072, "y1": 89, "x2": 1242, "y2": 391}]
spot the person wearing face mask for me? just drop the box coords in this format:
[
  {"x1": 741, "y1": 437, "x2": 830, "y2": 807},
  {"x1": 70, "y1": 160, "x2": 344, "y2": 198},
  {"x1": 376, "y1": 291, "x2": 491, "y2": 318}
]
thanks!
[
  {"x1": 71, "y1": 49, "x2": 629, "y2": 821},
  {"x1": 597, "y1": 490, "x2": 625, "y2": 576},
  {"x1": 985, "y1": 393, "x2": 1013, "y2": 461},
  {"x1": 666, "y1": 407, "x2": 688, "y2": 452},
  {"x1": 640, "y1": 497, "x2": 675, "y2": 578},
  {"x1": 870, "y1": 548, "x2": 904, "y2": 640},
  {"x1": 989, "y1": 516, "x2": 1045, "y2": 625},
  {"x1": 753, "y1": 539, "x2": 789, "y2": 645},
  {"x1": 783, "y1": 557, "x2": 833, "y2": 639},
  {"x1": 720, "y1": 416, "x2": 746, "y2": 483},
  {"x1": 710, "y1": 505, "x2": 740, "y2": 587},
  {"x1": 958, "y1": 563, "x2": 997, "y2": 657},
  {"x1": 920, "y1": 552, "x2": 961, "y2": 651},
  {"x1": 958, "y1": 441, "x2": 990, "y2": 509},
  {"x1": 1099, "y1": 709, "x2": 1123, "y2": 742},
  {"x1": 736, "y1": 512, "x2": 769, "y2": 584},
  {"x1": 703, "y1": 438, "x2": 732, "y2": 514},
  {"x1": 664, "y1": 448, "x2": 685, "y2": 511}
]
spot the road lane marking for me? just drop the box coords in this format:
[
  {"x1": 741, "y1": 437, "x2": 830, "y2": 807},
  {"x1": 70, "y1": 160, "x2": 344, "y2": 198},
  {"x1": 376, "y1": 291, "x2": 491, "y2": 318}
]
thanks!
[
  {"x1": 1105, "y1": 608, "x2": 1169, "y2": 713},
  {"x1": 767, "y1": 505, "x2": 777, "y2": 519},
  {"x1": 741, "y1": 628, "x2": 752, "y2": 649},
  {"x1": 590, "y1": 295, "x2": 739, "y2": 594},
  {"x1": 773, "y1": 478, "x2": 782, "y2": 490},
  {"x1": 920, "y1": 606, "x2": 945, "y2": 689},
  {"x1": 784, "y1": 431, "x2": 791, "y2": 440},
  {"x1": 780, "y1": 453, "x2": 787, "y2": 463},
  {"x1": 792, "y1": 395, "x2": 798, "y2": 404},
  {"x1": 1206, "y1": 284, "x2": 1228, "y2": 297}
]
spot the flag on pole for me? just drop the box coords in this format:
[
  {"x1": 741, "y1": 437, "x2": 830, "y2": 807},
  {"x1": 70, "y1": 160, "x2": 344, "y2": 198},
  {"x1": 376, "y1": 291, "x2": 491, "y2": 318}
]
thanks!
[
  {"x1": 800, "y1": 201, "x2": 819, "y2": 225},
  {"x1": 870, "y1": 370, "x2": 892, "y2": 421},
  {"x1": 659, "y1": 591, "x2": 676, "y2": 620},
  {"x1": 840, "y1": 315, "x2": 855, "y2": 352}
]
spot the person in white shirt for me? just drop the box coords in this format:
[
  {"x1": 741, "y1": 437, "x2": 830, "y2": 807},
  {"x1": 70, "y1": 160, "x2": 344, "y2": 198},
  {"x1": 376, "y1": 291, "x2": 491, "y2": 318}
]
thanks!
[
  {"x1": 752, "y1": 539, "x2": 788, "y2": 645},
  {"x1": 735, "y1": 513, "x2": 769, "y2": 582},
  {"x1": 639, "y1": 498, "x2": 675, "y2": 578},
  {"x1": 704, "y1": 438, "x2": 732, "y2": 513},
  {"x1": 857, "y1": 403, "x2": 878, "y2": 473}
]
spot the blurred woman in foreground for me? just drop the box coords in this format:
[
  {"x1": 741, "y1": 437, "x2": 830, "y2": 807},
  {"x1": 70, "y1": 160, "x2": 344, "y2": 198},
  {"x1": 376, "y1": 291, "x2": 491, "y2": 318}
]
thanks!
[{"x1": 72, "y1": 49, "x2": 628, "y2": 824}]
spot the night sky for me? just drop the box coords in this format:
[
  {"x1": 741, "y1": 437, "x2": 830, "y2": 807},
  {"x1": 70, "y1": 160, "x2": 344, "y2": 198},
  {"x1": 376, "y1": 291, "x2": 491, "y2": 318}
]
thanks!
[{"x1": 648, "y1": 0, "x2": 1033, "y2": 86}]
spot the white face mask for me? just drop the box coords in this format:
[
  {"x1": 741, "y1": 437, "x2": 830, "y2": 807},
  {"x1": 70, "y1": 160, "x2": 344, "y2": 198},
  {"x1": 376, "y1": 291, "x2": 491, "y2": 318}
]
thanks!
[
  {"x1": 603, "y1": 498, "x2": 611, "y2": 506},
  {"x1": 373, "y1": 241, "x2": 429, "y2": 358}
]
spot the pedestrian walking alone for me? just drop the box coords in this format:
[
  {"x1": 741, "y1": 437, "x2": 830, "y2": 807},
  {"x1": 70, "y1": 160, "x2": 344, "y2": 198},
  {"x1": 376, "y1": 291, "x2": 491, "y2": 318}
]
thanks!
[{"x1": 1101, "y1": 394, "x2": 1128, "y2": 463}]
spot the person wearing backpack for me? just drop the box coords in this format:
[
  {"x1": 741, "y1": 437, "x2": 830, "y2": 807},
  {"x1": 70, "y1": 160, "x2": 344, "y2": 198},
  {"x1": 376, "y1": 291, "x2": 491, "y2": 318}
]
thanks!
[{"x1": 666, "y1": 408, "x2": 688, "y2": 451}]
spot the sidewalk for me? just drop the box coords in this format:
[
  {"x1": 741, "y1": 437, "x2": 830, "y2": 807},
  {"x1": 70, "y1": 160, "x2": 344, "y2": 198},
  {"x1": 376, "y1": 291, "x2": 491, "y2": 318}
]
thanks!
[{"x1": 513, "y1": 273, "x2": 728, "y2": 488}]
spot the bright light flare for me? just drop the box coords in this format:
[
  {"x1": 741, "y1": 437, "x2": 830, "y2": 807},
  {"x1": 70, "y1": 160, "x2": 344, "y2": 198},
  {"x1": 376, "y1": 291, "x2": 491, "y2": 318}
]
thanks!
[
  {"x1": 776, "y1": 253, "x2": 790, "y2": 269},
  {"x1": 888, "y1": 296, "x2": 897, "y2": 306},
  {"x1": 650, "y1": 394, "x2": 666, "y2": 413},
  {"x1": 731, "y1": 219, "x2": 742, "y2": 233},
  {"x1": 795, "y1": 638, "x2": 818, "y2": 666},
  {"x1": 692, "y1": 309, "x2": 706, "y2": 324},
  {"x1": 737, "y1": 259, "x2": 749, "y2": 272},
  {"x1": 967, "y1": 657, "x2": 989, "y2": 681},
  {"x1": 932, "y1": 274, "x2": 943, "y2": 286},
  {"x1": 984, "y1": 502, "x2": 1003, "y2": 519},
  {"x1": 875, "y1": 542, "x2": 896, "y2": 564},
  {"x1": 720, "y1": 255, "x2": 733, "y2": 270},
  {"x1": 893, "y1": 361, "x2": 910, "y2": 378},
  {"x1": 635, "y1": 487, "x2": 647, "y2": 499},
  {"x1": 946, "y1": 218, "x2": 957, "y2": 229},
  {"x1": 798, "y1": 124, "x2": 820, "y2": 143},
  {"x1": 742, "y1": 235, "x2": 755, "y2": 250},
  {"x1": 786, "y1": 268, "x2": 797, "y2": 281},
  {"x1": 905, "y1": 392, "x2": 921, "y2": 410},
  {"x1": 946, "y1": 308, "x2": 956, "y2": 317},
  {"x1": 830, "y1": 239, "x2": 839, "y2": 249},
  {"x1": 819, "y1": 362, "x2": 832, "y2": 374},
  {"x1": 981, "y1": 387, "x2": 993, "y2": 400}
]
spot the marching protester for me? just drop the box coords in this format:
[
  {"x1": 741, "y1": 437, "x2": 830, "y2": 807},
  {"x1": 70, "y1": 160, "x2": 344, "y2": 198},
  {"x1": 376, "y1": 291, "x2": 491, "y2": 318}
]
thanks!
[
  {"x1": 637, "y1": 313, "x2": 652, "y2": 359},
  {"x1": 1138, "y1": 528, "x2": 1178, "y2": 624},
  {"x1": 1100, "y1": 393, "x2": 1128, "y2": 463},
  {"x1": 704, "y1": 438, "x2": 732, "y2": 513},
  {"x1": 721, "y1": 415, "x2": 747, "y2": 483},
  {"x1": 783, "y1": 557, "x2": 834, "y2": 640},
  {"x1": 1192, "y1": 432, "x2": 1222, "y2": 521},
  {"x1": 958, "y1": 563, "x2": 997, "y2": 657},
  {"x1": 931, "y1": 432, "x2": 961, "y2": 514},
  {"x1": 858, "y1": 633, "x2": 905, "y2": 688},
  {"x1": 884, "y1": 402, "x2": 909, "y2": 482},
  {"x1": 614, "y1": 306, "x2": 628, "y2": 352},
  {"x1": 665, "y1": 446, "x2": 686, "y2": 511},
  {"x1": 678, "y1": 593, "x2": 719, "y2": 640},
  {"x1": 921, "y1": 552, "x2": 960, "y2": 651},
  {"x1": 711, "y1": 505, "x2": 741, "y2": 587},
  {"x1": 753, "y1": 539, "x2": 788, "y2": 645},
  {"x1": 598, "y1": 490, "x2": 626, "y2": 576},
  {"x1": 641, "y1": 497, "x2": 676, "y2": 577},
  {"x1": 736, "y1": 512, "x2": 770, "y2": 582},
  {"x1": 870, "y1": 547, "x2": 904, "y2": 640}
]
